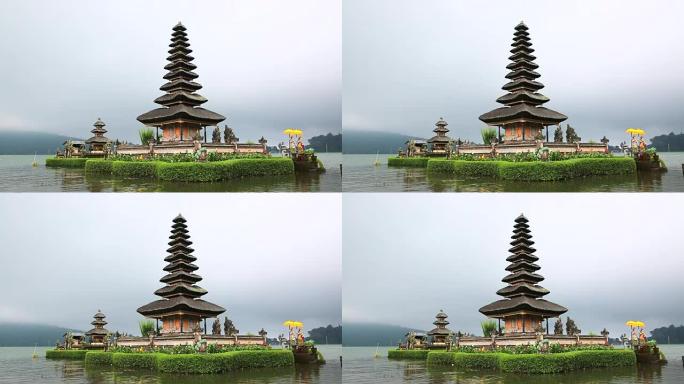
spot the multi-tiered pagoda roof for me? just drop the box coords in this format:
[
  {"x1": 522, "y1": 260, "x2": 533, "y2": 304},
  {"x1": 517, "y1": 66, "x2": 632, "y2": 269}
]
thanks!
[
  {"x1": 137, "y1": 22, "x2": 225, "y2": 126},
  {"x1": 479, "y1": 214, "x2": 567, "y2": 318},
  {"x1": 85, "y1": 118, "x2": 110, "y2": 145},
  {"x1": 427, "y1": 310, "x2": 452, "y2": 337},
  {"x1": 137, "y1": 214, "x2": 225, "y2": 318},
  {"x1": 85, "y1": 310, "x2": 109, "y2": 337},
  {"x1": 428, "y1": 118, "x2": 451, "y2": 144},
  {"x1": 479, "y1": 22, "x2": 567, "y2": 126}
]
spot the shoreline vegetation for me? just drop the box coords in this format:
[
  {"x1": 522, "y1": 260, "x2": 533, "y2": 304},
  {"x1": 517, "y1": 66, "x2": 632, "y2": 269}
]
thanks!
[
  {"x1": 388, "y1": 155, "x2": 636, "y2": 181},
  {"x1": 46, "y1": 156, "x2": 294, "y2": 182},
  {"x1": 47, "y1": 348, "x2": 294, "y2": 374},
  {"x1": 389, "y1": 348, "x2": 636, "y2": 374}
]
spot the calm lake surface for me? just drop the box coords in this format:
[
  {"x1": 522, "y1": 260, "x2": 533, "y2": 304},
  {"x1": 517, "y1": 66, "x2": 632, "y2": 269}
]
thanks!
[
  {"x1": 0, "y1": 153, "x2": 342, "y2": 192},
  {"x1": 342, "y1": 153, "x2": 684, "y2": 192},
  {"x1": 343, "y1": 345, "x2": 684, "y2": 383},
  {"x1": 0, "y1": 345, "x2": 341, "y2": 384}
]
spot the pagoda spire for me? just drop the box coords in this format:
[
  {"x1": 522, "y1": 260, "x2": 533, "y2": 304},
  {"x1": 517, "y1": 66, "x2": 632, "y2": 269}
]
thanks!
[
  {"x1": 137, "y1": 214, "x2": 225, "y2": 321},
  {"x1": 137, "y1": 22, "x2": 225, "y2": 127},
  {"x1": 479, "y1": 214, "x2": 567, "y2": 319},
  {"x1": 479, "y1": 22, "x2": 567, "y2": 129}
]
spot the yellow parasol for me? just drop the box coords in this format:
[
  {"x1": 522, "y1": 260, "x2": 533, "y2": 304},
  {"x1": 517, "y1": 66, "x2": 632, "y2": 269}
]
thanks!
[
  {"x1": 625, "y1": 128, "x2": 646, "y2": 136},
  {"x1": 282, "y1": 320, "x2": 303, "y2": 328},
  {"x1": 626, "y1": 320, "x2": 645, "y2": 328},
  {"x1": 283, "y1": 129, "x2": 303, "y2": 136}
]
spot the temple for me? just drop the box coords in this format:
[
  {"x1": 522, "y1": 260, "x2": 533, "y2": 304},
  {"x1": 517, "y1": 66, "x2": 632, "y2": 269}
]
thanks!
[
  {"x1": 479, "y1": 22, "x2": 567, "y2": 143},
  {"x1": 427, "y1": 118, "x2": 452, "y2": 154},
  {"x1": 479, "y1": 214, "x2": 567, "y2": 334},
  {"x1": 85, "y1": 118, "x2": 111, "y2": 154},
  {"x1": 85, "y1": 310, "x2": 110, "y2": 345},
  {"x1": 427, "y1": 310, "x2": 453, "y2": 348},
  {"x1": 137, "y1": 214, "x2": 225, "y2": 334},
  {"x1": 117, "y1": 22, "x2": 267, "y2": 156},
  {"x1": 137, "y1": 22, "x2": 225, "y2": 143}
]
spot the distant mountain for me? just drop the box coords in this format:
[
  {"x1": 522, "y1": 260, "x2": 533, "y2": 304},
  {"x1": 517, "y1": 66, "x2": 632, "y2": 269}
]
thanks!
[
  {"x1": 0, "y1": 131, "x2": 82, "y2": 155},
  {"x1": 0, "y1": 323, "x2": 82, "y2": 346},
  {"x1": 343, "y1": 130, "x2": 424, "y2": 154},
  {"x1": 308, "y1": 133, "x2": 342, "y2": 152},
  {"x1": 307, "y1": 324, "x2": 341, "y2": 344},
  {"x1": 650, "y1": 324, "x2": 684, "y2": 344},
  {"x1": 650, "y1": 132, "x2": 684, "y2": 152},
  {"x1": 343, "y1": 322, "x2": 425, "y2": 346}
]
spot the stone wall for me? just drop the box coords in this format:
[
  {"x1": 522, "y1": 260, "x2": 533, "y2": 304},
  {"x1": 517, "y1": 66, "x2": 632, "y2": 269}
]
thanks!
[
  {"x1": 458, "y1": 142, "x2": 608, "y2": 156},
  {"x1": 116, "y1": 143, "x2": 267, "y2": 156},
  {"x1": 458, "y1": 334, "x2": 607, "y2": 348},
  {"x1": 117, "y1": 334, "x2": 266, "y2": 348}
]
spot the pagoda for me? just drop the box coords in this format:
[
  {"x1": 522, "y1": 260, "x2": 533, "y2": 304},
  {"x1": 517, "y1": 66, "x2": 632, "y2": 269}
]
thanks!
[
  {"x1": 137, "y1": 22, "x2": 225, "y2": 143},
  {"x1": 84, "y1": 118, "x2": 111, "y2": 152},
  {"x1": 427, "y1": 310, "x2": 453, "y2": 346},
  {"x1": 85, "y1": 310, "x2": 109, "y2": 344},
  {"x1": 137, "y1": 214, "x2": 225, "y2": 334},
  {"x1": 427, "y1": 118, "x2": 452, "y2": 153},
  {"x1": 479, "y1": 22, "x2": 567, "y2": 143},
  {"x1": 479, "y1": 214, "x2": 567, "y2": 335}
]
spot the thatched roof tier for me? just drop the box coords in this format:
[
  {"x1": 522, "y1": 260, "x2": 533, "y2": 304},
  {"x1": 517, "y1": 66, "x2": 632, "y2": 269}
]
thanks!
[
  {"x1": 479, "y1": 22, "x2": 567, "y2": 126},
  {"x1": 85, "y1": 118, "x2": 111, "y2": 145},
  {"x1": 137, "y1": 22, "x2": 225, "y2": 127},
  {"x1": 137, "y1": 214, "x2": 225, "y2": 319},
  {"x1": 85, "y1": 310, "x2": 109, "y2": 337},
  {"x1": 479, "y1": 214, "x2": 567, "y2": 319}
]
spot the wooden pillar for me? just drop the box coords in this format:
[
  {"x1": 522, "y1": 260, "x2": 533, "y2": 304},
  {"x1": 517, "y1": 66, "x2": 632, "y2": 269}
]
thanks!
[
  {"x1": 522, "y1": 124, "x2": 525, "y2": 141},
  {"x1": 180, "y1": 315, "x2": 183, "y2": 333},
  {"x1": 156, "y1": 318, "x2": 159, "y2": 334},
  {"x1": 156, "y1": 127, "x2": 159, "y2": 142},
  {"x1": 204, "y1": 126, "x2": 207, "y2": 143},
  {"x1": 180, "y1": 123, "x2": 183, "y2": 142},
  {"x1": 545, "y1": 126, "x2": 549, "y2": 142},
  {"x1": 204, "y1": 318, "x2": 207, "y2": 335},
  {"x1": 498, "y1": 318, "x2": 501, "y2": 334},
  {"x1": 546, "y1": 318, "x2": 549, "y2": 335},
  {"x1": 522, "y1": 316, "x2": 526, "y2": 334},
  {"x1": 498, "y1": 126, "x2": 502, "y2": 142}
]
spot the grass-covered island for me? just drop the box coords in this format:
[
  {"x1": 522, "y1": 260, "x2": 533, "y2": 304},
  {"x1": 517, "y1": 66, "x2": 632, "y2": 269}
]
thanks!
[
  {"x1": 389, "y1": 346, "x2": 635, "y2": 374},
  {"x1": 47, "y1": 345, "x2": 295, "y2": 374},
  {"x1": 46, "y1": 153, "x2": 294, "y2": 182},
  {"x1": 389, "y1": 153, "x2": 636, "y2": 181}
]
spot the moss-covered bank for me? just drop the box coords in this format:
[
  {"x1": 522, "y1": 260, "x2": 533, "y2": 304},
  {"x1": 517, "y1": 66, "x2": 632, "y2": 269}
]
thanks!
[
  {"x1": 388, "y1": 349, "x2": 430, "y2": 359},
  {"x1": 45, "y1": 350, "x2": 89, "y2": 359},
  {"x1": 387, "y1": 157, "x2": 431, "y2": 167},
  {"x1": 45, "y1": 158, "x2": 88, "y2": 168},
  {"x1": 427, "y1": 349, "x2": 636, "y2": 374},
  {"x1": 428, "y1": 157, "x2": 636, "y2": 181},
  {"x1": 71, "y1": 349, "x2": 294, "y2": 374},
  {"x1": 82, "y1": 158, "x2": 294, "y2": 181}
]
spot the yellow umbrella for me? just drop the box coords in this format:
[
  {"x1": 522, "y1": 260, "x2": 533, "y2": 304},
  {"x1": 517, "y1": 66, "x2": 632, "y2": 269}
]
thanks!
[
  {"x1": 634, "y1": 321, "x2": 645, "y2": 328},
  {"x1": 282, "y1": 320, "x2": 303, "y2": 328},
  {"x1": 626, "y1": 128, "x2": 645, "y2": 135},
  {"x1": 625, "y1": 320, "x2": 639, "y2": 327},
  {"x1": 283, "y1": 129, "x2": 303, "y2": 136}
]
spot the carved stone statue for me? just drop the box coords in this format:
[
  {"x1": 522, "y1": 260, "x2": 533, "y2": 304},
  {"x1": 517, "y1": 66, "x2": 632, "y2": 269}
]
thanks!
[
  {"x1": 212, "y1": 126, "x2": 221, "y2": 143},
  {"x1": 212, "y1": 318, "x2": 222, "y2": 335},
  {"x1": 224, "y1": 125, "x2": 238, "y2": 144}
]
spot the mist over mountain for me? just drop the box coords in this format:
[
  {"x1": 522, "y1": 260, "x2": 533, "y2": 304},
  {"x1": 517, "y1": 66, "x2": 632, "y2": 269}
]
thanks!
[
  {"x1": 0, "y1": 131, "x2": 81, "y2": 155},
  {"x1": 343, "y1": 322, "x2": 425, "y2": 346},
  {"x1": 342, "y1": 130, "x2": 424, "y2": 154},
  {"x1": 0, "y1": 323, "x2": 82, "y2": 346}
]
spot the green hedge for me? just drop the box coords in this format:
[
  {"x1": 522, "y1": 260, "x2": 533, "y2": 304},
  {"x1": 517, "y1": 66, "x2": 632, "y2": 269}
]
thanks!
[
  {"x1": 45, "y1": 349, "x2": 89, "y2": 359},
  {"x1": 427, "y1": 159, "x2": 501, "y2": 177},
  {"x1": 388, "y1": 349, "x2": 430, "y2": 359},
  {"x1": 427, "y1": 351, "x2": 503, "y2": 369},
  {"x1": 79, "y1": 350, "x2": 293, "y2": 374},
  {"x1": 427, "y1": 350, "x2": 636, "y2": 374},
  {"x1": 84, "y1": 159, "x2": 114, "y2": 175},
  {"x1": 156, "y1": 350, "x2": 294, "y2": 374},
  {"x1": 111, "y1": 161, "x2": 159, "y2": 179},
  {"x1": 45, "y1": 158, "x2": 88, "y2": 168},
  {"x1": 111, "y1": 352, "x2": 159, "y2": 370},
  {"x1": 388, "y1": 157, "x2": 430, "y2": 167},
  {"x1": 156, "y1": 158, "x2": 294, "y2": 182},
  {"x1": 84, "y1": 351, "x2": 113, "y2": 366},
  {"x1": 427, "y1": 157, "x2": 636, "y2": 181}
]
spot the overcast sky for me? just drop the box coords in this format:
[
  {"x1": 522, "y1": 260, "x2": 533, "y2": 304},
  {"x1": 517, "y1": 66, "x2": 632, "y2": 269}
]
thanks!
[
  {"x1": 0, "y1": 194, "x2": 341, "y2": 336},
  {"x1": 0, "y1": 0, "x2": 340, "y2": 143},
  {"x1": 343, "y1": 0, "x2": 684, "y2": 144},
  {"x1": 343, "y1": 193, "x2": 684, "y2": 337}
]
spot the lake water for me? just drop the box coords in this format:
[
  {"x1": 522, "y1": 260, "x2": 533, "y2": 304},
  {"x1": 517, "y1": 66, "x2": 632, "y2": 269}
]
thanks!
[
  {"x1": 342, "y1": 153, "x2": 684, "y2": 192},
  {"x1": 0, "y1": 345, "x2": 342, "y2": 384},
  {"x1": 342, "y1": 345, "x2": 684, "y2": 383},
  {"x1": 0, "y1": 153, "x2": 342, "y2": 192}
]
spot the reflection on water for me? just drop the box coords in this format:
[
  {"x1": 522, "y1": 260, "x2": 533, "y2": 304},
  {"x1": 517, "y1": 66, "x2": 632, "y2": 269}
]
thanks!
[
  {"x1": 0, "y1": 154, "x2": 342, "y2": 192},
  {"x1": 342, "y1": 346, "x2": 684, "y2": 383},
  {"x1": 0, "y1": 346, "x2": 341, "y2": 384},
  {"x1": 342, "y1": 153, "x2": 684, "y2": 192}
]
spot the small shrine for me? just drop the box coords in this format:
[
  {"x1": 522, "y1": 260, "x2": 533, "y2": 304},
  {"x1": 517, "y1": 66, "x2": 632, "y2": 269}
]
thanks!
[
  {"x1": 85, "y1": 310, "x2": 110, "y2": 345},
  {"x1": 427, "y1": 118, "x2": 452, "y2": 154},
  {"x1": 84, "y1": 118, "x2": 111, "y2": 153},
  {"x1": 427, "y1": 310, "x2": 453, "y2": 348}
]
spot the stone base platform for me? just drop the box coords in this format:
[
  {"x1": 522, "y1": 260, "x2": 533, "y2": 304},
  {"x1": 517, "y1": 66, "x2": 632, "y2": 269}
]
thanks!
[
  {"x1": 458, "y1": 334, "x2": 607, "y2": 348},
  {"x1": 117, "y1": 142, "x2": 267, "y2": 156},
  {"x1": 117, "y1": 334, "x2": 267, "y2": 348}
]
